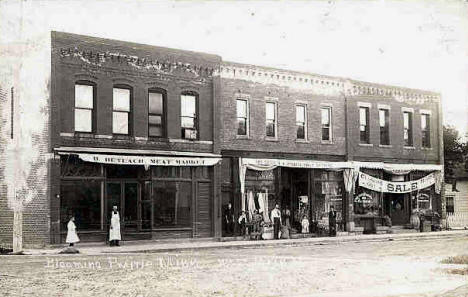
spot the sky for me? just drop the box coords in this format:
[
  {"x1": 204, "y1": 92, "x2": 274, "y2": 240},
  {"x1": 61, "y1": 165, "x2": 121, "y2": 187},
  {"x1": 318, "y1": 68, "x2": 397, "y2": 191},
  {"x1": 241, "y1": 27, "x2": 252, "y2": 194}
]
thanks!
[{"x1": 1, "y1": 0, "x2": 467, "y2": 139}]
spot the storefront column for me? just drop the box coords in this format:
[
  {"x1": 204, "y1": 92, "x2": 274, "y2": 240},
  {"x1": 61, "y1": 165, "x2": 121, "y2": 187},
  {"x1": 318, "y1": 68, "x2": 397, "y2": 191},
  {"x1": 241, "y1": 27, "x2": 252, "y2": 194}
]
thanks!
[
  {"x1": 345, "y1": 191, "x2": 355, "y2": 232},
  {"x1": 50, "y1": 156, "x2": 61, "y2": 244},
  {"x1": 213, "y1": 162, "x2": 222, "y2": 237}
]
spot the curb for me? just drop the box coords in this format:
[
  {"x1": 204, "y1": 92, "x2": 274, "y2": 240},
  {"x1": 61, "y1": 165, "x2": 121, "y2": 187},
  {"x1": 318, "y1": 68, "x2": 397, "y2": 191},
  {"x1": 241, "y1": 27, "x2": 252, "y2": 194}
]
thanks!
[{"x1": 18, "y1": 230, "x2": 468, "y2": 256}]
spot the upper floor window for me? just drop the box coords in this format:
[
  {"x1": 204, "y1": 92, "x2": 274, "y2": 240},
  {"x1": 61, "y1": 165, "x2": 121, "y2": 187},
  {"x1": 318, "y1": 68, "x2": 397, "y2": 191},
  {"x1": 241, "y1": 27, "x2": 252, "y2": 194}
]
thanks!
[
  {"x1": 74, "y1": 83, "x2": 94, "y2": 132},
  {"x1": 379, "y1": 108, "x2": 390, "y2": 145},
  {"x1": 359, "y1": 107, "x2": 370, "y2": 144},
  {"x1": 421, "y1": 113, "x2": 431, "y2": 148},
  {"x1": 321, "y1": 106, "x2": 332, "y2": 141},
  {"x1": 112, "y1": 87, "x2": 131, "y2": 135},
  {"x1": 403, "y1": 111, "x2": 413, "y2": 146},
  {"x1": 148, "y1": 90, "x2": 165, "y2": 137},
  {"x1": 237, "y1": 99, "x2": 249, "y2": 136},
  {"x1": 265, "y1": 102, "x2": 277, "y2": 138},
  {"x1": 181, "y1": 93, "x2": 198, "y2": 139},
  {"x1": 296, "y1": 105, "x2": 306, "y2": 140}
]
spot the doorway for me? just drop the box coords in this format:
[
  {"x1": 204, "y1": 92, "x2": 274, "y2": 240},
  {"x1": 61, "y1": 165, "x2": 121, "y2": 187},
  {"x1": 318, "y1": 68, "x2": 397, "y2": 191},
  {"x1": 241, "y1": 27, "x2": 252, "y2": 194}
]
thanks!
[
  {"x1": 384, "y1": 193, "x2": 410, "y2": 225},
  {"x1": 106, "y1": 181, "x2": 140, "y2": 232}
]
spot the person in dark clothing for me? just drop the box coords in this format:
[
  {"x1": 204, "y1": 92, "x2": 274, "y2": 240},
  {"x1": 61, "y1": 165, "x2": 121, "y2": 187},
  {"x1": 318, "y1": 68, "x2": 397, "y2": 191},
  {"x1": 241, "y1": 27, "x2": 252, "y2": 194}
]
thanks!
[
  {"x1": 329, "y1": 205, "x2": 337, "y2": 237},
  {"x1": 271, "y1": 204, "x2": 282, "y2": 239},
  {"x1": 238, "y1": 211, "x2": 247, "y2": 236},
  {"x1": 224, "y1": 203, "x2": 235, "y2": 236}
]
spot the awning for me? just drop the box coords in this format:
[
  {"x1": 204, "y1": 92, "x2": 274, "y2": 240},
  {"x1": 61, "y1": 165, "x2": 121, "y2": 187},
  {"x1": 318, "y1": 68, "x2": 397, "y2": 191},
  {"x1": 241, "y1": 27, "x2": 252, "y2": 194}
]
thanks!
[{"x1": 54, "y1": 147, "x2": 221, "y2": 169}]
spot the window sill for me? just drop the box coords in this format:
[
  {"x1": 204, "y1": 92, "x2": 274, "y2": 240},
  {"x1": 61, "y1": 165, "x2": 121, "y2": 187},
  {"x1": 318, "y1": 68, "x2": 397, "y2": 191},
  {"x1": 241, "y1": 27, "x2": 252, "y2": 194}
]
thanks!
[
  {"x1": 265, "y1": 137, "x2": 279, "y2": 142},
  {"x1": 359, "y1": 143, "x2": 373, "y2": 147},
  {"x1": 321, "y1": 140, "x2": 334, "y2": 145},
  {"x1": 421, "y1": 147, "x2": 433, "y2": 150},
  {"x1": 94, "y1": 134, "x2": 113, "y2": 139},
  {"x1": 404, "y1": 146, "x2": 415, "y2": 150},
  {"x1": 379, "y1": 144, "x2": 392, "y2": 148},
  {"x1": 169, "y1": 139, "x2": 214, "y2": 145},
  {"x1": 74, "y1": 132, "x2": 94, "y2": 138},
  {"x1": 236, "y1": 135, "x2": 250, "y2": 140},
  {"x1": 112, "y1": 134, "x2": 132, "y2": 141},
  {"x1": 296, "y1": 139, "x2": 309, "y2": 143}
]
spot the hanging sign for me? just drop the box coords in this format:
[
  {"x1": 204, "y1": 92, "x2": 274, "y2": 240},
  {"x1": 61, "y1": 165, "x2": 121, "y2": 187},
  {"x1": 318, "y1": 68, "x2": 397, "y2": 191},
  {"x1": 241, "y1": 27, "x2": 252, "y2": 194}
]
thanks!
[
  {"x1": 78, "y1": 153, "x2": 221, "y2": 167},
  {"x1": 242, "y1": 158, "x2": 353, "y2": 169},
  {"x1": 354, "y1": 192, "x2": 373, "y2": 203},
  {"x1": 358, "y1": 171, "x2": 436, "y2": 193}
]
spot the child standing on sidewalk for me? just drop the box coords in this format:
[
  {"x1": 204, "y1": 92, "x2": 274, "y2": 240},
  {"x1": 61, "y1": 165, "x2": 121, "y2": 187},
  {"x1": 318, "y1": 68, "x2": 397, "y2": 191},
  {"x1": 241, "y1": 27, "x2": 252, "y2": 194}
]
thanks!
[{"x1": 66, "y1": 216, "x2": 80, "y2": 247}]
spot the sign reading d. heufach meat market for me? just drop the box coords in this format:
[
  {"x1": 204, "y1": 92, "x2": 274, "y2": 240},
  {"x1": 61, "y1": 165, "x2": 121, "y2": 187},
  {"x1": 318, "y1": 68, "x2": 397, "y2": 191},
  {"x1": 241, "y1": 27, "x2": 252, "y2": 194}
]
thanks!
[{"x1": 358, "y1": 171, "x2": 436, "y2": 193}]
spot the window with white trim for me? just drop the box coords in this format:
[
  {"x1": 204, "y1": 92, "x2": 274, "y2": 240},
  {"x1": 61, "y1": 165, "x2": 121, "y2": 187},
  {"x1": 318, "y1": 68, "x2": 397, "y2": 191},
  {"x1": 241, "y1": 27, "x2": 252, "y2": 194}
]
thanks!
[
  {"x1": 148, "y1": 90, "x2": 165, "y2": 137},
  {"x1": 403, "y1": 111, "x2": 413, "y2": 146},
  {"x1": 321, "y1": 106, "x2": 332, "y2": 141},
  {"x1": 421, "y1": 113, "x2": 431, "y2": 148},
  {"x1": 181, "y1": 93, "x2": 198, "y2": 139},
  {"x1": 237, "y1": 99, "x2": 248, "y2": 136},
  {"x1": 112, "y1": 87, "x2": 131, "y2": 135},
  {"x1": 74, "y1": 83, "x2": 94, "y2": 132},
  {"x1": 379, "y1": 108, "x2": 390, "y2": 145},
  {"x1": 266, "y1": 102, "x2": 277, "y2": 138},
  {"x1": 359, "y1": 107, "x2": 370, "y2": 144},
  {"x1": 296, "y1": 105, "x2": 306, "y2": 140}
]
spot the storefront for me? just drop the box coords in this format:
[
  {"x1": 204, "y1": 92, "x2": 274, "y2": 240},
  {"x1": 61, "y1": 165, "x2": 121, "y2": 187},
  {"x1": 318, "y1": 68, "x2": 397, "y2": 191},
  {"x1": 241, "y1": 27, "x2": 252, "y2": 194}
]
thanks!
[
  {"x1": 351, "y1": 162, "x2": 443, "y2": 233},
  {"x1": 237, "y1": 158, "x2": 352, "y2": 236},
  {"x1": 57, "y1": 151, "x2": 221, "y2": 242},
  {"x1": 231, "y1": 158, "x2": 443, "y2": 237}
]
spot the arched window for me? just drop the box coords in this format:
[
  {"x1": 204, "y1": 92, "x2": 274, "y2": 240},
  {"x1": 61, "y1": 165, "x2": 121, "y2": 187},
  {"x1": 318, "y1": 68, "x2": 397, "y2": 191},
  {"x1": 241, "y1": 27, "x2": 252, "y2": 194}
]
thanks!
[
  {"x1": 112, "y1": 85, "x2": 132, "y2": 135},
  {"x1": 180, "y1": 91, "x2": 198, "y2": 139},
  {"x1": 148, "y1": 88, "x2": 166, "y2": 138},
  {"x1": 74, "y1": 81, "x2": 96, "y2": 133}
]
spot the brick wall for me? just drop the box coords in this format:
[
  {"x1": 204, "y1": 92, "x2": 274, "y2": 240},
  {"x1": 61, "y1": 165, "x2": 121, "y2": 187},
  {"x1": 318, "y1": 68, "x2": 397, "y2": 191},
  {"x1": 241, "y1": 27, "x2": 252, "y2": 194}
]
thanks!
[
  {"x1": 347, "y1": 94, "x2": 440, "y2": 163},
  {"x1": 220, "y1": 75, "x2": 346, "y2": 158},
  {"x1": 52, "y1": 31, "x2": 221, "y2": 154}
]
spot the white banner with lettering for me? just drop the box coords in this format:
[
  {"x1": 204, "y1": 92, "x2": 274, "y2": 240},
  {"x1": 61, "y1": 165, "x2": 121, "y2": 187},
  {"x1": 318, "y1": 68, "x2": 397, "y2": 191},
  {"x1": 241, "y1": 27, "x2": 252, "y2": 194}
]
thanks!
[
  {"x1": 78, "y1": 153, "x2": 221, "y2": 169},
  {"x1": 358, "y1": 171, "x2": 436, "y2": 193}
]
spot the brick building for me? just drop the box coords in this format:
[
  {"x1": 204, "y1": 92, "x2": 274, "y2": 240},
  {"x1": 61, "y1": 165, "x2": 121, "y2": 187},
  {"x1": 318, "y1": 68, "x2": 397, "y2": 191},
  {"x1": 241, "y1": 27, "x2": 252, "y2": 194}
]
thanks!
[{"x1": 0, "y1": 32, "x2": 445, "y2": 247}]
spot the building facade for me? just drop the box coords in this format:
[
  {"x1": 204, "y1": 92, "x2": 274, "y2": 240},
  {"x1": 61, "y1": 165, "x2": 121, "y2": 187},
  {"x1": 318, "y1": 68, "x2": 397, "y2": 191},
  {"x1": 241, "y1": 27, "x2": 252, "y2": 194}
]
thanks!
[{"x1": 0, "y1": 32, "x2": 445, "y2": 247}]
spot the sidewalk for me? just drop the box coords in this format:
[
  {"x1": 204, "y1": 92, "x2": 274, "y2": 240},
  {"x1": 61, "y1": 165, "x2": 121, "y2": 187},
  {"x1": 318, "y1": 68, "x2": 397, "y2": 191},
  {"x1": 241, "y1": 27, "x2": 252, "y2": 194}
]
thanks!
[{"x1": 22, "y1": 230, "x2": 468, "y2": 256}]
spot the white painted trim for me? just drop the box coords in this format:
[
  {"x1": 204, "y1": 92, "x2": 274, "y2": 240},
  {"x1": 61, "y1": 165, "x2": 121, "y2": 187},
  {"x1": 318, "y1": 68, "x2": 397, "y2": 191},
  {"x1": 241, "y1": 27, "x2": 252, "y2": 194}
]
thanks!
[
  {"x1": 358, "y1": 102, "x2": 372, "y2": 108},
  {"x1": 377, "y1": 104, "x2": 391, "y2": 110},
  {"x1": 402, "y1": 107, "x2": 414, "y2": 113},
  {"x1": 94, "y1": 134, "x2": 113, "y2": 139},
  {"x1": 168, "y1": 139, "x2": 214, "y2": 145},
  {"x1": 420, "y1": 109, "x2": 432, "y2": 115},
  {"x1": 60, "y1": 132, "x2": 75, "y2": 137}
]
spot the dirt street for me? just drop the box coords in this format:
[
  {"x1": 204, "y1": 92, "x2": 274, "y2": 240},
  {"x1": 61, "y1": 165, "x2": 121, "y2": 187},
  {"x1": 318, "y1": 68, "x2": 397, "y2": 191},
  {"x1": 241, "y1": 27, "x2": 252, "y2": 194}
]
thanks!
[{"x1": 1, "y1": 237, "x2": 467, "y2": 297}]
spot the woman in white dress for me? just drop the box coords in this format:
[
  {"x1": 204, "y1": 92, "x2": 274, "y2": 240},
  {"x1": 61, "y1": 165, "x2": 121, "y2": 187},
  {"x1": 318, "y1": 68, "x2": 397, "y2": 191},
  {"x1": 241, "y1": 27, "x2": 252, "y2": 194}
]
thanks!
[
  {"x1": 109, "y1": 206, "x2": 121, "y2": 246},
  {"x1": 66, "y1": 216, "x2": 80, "y2": 247}
]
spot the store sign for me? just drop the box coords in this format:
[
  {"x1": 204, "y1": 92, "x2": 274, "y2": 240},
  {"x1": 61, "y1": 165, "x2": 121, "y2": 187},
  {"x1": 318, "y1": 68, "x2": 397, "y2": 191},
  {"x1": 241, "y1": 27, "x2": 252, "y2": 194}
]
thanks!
[
  {"x1": 242, "y1": 158, "x2": 352, "y2": 169},
  {"x1": 359, "y1": 171, "x2": 435, "y2": 193},
  {"x1": 354, "y1": 193, "x2": 373, "y2": 203},
  {"x1": 299, "y1": 196, "x2": 309, "y2": 203},
  {"x1": 78, "y1": 153, "x2": 221, "y2": 167}
]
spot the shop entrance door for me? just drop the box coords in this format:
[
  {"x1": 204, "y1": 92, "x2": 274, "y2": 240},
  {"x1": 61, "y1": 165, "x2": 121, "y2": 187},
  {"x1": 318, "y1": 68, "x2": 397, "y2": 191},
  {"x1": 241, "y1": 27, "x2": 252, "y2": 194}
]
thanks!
[
  {"x1": 106, "y1": 182, "x2": 140, "y2": 233},
  {"x1": 385, "y1": 193, "x2": 409, "y2": 225}
]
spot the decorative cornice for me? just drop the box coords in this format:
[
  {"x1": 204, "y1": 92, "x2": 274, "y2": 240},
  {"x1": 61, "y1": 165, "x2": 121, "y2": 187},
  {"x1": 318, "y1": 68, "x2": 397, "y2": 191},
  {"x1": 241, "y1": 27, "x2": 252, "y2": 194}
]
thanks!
[
  {"x1": 57, "y1": 47, "x2": 218, "y2": 79},
  {"x1": 221, "y1": 62, "x2": 440, "y2": 104},
  {"x1": 220, "y1": 63, "x2": 345, "y2": 96}
]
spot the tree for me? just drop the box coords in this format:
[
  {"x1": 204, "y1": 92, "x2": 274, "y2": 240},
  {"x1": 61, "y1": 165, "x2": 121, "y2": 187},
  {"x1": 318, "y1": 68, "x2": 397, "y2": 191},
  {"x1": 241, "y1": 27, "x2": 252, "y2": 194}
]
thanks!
[{"x1": 443, "y1": 125, "x2": 467, "y2": 185}]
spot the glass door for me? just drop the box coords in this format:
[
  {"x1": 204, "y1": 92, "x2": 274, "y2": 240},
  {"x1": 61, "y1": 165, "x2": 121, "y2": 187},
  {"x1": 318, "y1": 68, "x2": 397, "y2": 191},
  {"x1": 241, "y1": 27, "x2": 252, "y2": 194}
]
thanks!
[{"x1": 106, "y1": 182, "x2": 140, "y2": 232}]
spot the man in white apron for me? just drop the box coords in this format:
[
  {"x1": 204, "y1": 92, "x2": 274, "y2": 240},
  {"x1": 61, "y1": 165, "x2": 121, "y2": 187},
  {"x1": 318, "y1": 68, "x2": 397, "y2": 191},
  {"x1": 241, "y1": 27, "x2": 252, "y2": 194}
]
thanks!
[{"x1": 109, "y1": 206, "x2": 121, "y2": 246}]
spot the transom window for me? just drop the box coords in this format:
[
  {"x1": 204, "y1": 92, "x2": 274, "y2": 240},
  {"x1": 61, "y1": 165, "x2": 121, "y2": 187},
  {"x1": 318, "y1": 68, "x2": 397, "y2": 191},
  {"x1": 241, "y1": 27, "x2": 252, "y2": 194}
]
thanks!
[
  {"x1": 296, "y1": 105, "x2": 306, "y2": 140},
  {"x1": 181, "y1": 93, "x2": 198, "y2": 139},
  {"x1": 74, "y1": 83, "x2": 94, "y2": 132},
  {"x1": 237, "y1": 99, "x2": 249, "y2": 136},
  {"x1": 112, "y1": 87, "x2": 131, "y2": 135},
  {"x1": 148, "y1": 91, "x2": 165, "y2": 137},
  {"x1": 265, "y1": 102, "x2": 277, "y2": 138}
]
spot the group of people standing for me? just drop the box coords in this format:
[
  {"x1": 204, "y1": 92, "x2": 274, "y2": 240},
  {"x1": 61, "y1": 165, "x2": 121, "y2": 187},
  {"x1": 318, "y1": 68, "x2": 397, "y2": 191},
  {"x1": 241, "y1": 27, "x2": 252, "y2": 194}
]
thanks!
[
  {"x1": 65, "y1": 206, "x2": 122, "y2": 247},
  {"x1": 223, "y1": 202, "x2": 338, "y2": 238}
]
